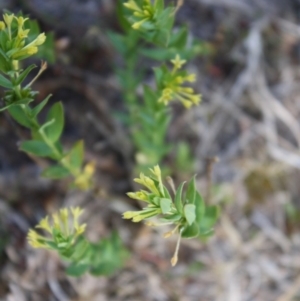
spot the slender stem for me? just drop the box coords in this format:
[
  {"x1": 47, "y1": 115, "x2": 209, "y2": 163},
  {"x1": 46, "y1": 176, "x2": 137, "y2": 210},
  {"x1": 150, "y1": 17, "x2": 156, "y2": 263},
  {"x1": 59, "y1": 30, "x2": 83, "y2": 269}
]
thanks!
[
  {"x1": 11, "y1": 69, "x2": 80, "y2": 178},
  {"x1": 20, "y1": 98, "x2": 79, "y2": 176},
  {"x1": 26, "y1": 61, "x2": 47, "y2": 88},
  {"x1": 175, "y1": 0, "x2": 184, "y2": 13},
  {"x1": 166, "y1": 176, "x2": 176, "y2": 194}
]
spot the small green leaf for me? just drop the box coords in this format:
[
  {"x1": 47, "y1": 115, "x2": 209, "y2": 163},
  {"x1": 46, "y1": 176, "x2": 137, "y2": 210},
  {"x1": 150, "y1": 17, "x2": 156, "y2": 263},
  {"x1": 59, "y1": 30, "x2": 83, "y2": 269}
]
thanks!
[
  {"x1": 20, "y1": 140, "x2": 53, "y2": 157},
  {"x1": 8, "y1": 105, "x2": 35, "y2": 128},
  {"x1": 181, "y1": 223, "x2": 199, "y2": 238},
  {"x1": 90, "y1": 263, "x2": 116, "y2": 276},
  {"x1": 163, "y1": 185, "x2": 172, "y2": 200},
  {"x1": 199, "y1": 229, "x2": 214, "y2": 240},
  {"x1": 154, "y1": 0, "x2": 164, "y2": 12},
  {"x1": 30, "y1": 94, "x2": 52, "y2": 118},
  {"x1": 70, "y1": 238, "x2": 90, "y2": 262},
  {"x1": 45, "y1": 102, "x2": 64, "y2": 142},
  {"x1": 107, "y1": 32, "x2": 127, "y2": 54},
  {"x1": 170, "y1": 26, "x2": 188, "y2": 49},
  {"x1": 44, "y1": 240, "x2": 60, "y2": 250},
  {"x1": 160, "y1": 198, "x2": 172, "y2": 214},
  {"x1": 65, "y1": 140, "x2": 84, "y2": 171},
  {"x1": 186, "y1": 175, "x2": 196, "y2": 204},
  {"x1": 153, "y1": 66, "x2": 165, "y2": 88},
  {"x1": 116, "y1": 0, "x2": 132, "y2": 31},
  {"x1": 14, "y1": 64, "x2": 36, "y2": 86},
  {"x1": 174, "y1": 182, "x2": 185, "y2": 213},
  {"x1": 0, "y1": 48, "x2": 9, "y2": 62},
  {"x1": 42, "y1": 165, "x2": 70, "y2": 179},
  {"x1": 199, "y1": 205, "x2": 220, "y2": 233},
  {"x1": 195, "y1": 191, "x2": 205, "y2": 224},
  {"x1": 1, "y1": 95, "x2": 34, "y2": 112},
  {"x1": 66, "y1": 264, "x2": 89, "y2": 277},
  {"x1": 161, "y1": 213, "x2": 181, "y2": 222},
  {"x1": 0, "y1": 73, "x2": 12, "y2": 88},
  {"x1": 184, "y1": 204, "x2": 196, "y2": 225}
]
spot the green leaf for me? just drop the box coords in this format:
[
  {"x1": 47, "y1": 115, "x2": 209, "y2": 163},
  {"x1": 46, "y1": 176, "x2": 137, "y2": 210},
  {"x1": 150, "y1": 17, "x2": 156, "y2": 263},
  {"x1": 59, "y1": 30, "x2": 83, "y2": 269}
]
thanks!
[
  {"x1": 186, "y1": 175, "x2": 196, "y2": 204},
  {"x1": 161, "y1": 213, "x2": 181, "y2": 222},
  {"x1": 0, "y1": 48, "x2": 9, "y2": 62},
  {"x1": 174, "y1": 182, "x2": 185, "y2": 213},
  {"x1": 184, "y1": 204, "x2": 196, "y2": 225},
  {"x1": 44, "y1": 240, "x2": 60, "y2": 250},
  {"x1": 199, "y1": 205, "x2": 220, "y2": 233},
  {"x1": 154, "y1": 0, "x2": 164, "y2": 12},
  {"x1": 20, "y1": 140, "x2": 53, "y2": 157},
  {"x1": 14, "y1": 64, "x2": 36, "y2": 86},
  {"x1": 0, "y1": 98, "x2": 35, "y2": 112},
  {"x1": 170, "y1": 26, "x2": 188, "y2": 49},
  {"x1": 195, "y1": 191, "x2": 205, "y2": 224},
  {"x1": 116, "y1": 0, "x2": 132, "y2": 31},
  {"x1": 152, "y1": 29, "x2": 171, "y2": 47},
  {"x1": 160, "y1": 198, "x2": 172, "y2": 214},
  {"x1": 143, "y1": 85, "x2": 159, "y2": 108},
  {"x1": 153, "y1": 66, "x2": 166, "y2": 88},
  {"x1": 65, "y1": 140, "x2": 84, "y2": 171},
  {"x1": 90, "y1": 263, "x2": 116, "y2": 276},
  {"x1": 157, "y1": 7, "x2": 175, "y2": 30},
  {"x1": 181, "y1": 223, "x2": 199, "y2": 238},
  {"x1": 42, "y1": 165, "x2": 70, "y2": 179},
  {"x1": 140, "y1": 47, "x2": 171, "y2": 60},
  {"x1": 199, "y1": 229, "x2": 215, "y2": 240},
  {"x1": 30, "y1": 94, "x2": 52, "y2": 118},
  {"x1": 163, "y1": 185, "x2": 172, "y2": 200},
  {"x1": 45, "y1": 102, "x2": 64, "y2": 142},
  {"x1": 66, "y1": 264, "x2": 90, "y2": 277},
  {"x1": 107, "y1": 32, "x2": 127, "y2": 54},
  {"x1": 70, "y1": 238, "x2": 90, "y2": 262},
  {"x1": 0, "y1": 55, "x2": 9, "y2": 72},
  {"x1": 0, "y1": 73, "x2": 12, "y2": 88},
  {"x1": 8, "y1": 105, "x2": 33, "y2": 128}
]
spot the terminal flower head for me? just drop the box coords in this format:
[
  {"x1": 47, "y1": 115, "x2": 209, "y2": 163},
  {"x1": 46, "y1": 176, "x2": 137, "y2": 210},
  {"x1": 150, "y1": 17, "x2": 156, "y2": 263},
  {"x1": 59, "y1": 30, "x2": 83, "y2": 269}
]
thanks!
[
  {"x1": 74, "y1": 162, "x2": 95, "y2": 190},
  {"x1": 27, "y1": 207, "x2": 86, "y2": 249},
  {"x1": 157, "y1": 54, "x2": 201, "y2": 108},
  {"x1": 124, "y1": 0, "x2": 156, "y2": 30},
  {"x1": 0, "y1": 13, "x2": 46, "y2": 60},
  {"x1": 171, "y1": 54, "x2": 186, "y2": 70},
  {"x1": 134, "y1": 172, "x2": 161, "y2": 196},
  {"x1": 3, "y1": 13, "x2": 13, "y2": 27}
]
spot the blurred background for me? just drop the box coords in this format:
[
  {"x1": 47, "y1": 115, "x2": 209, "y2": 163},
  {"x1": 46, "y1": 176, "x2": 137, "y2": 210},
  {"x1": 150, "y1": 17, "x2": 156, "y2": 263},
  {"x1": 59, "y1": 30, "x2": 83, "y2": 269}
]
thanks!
[{"x1": 1, "y1": 0, "x2": 300, "y2": 300}]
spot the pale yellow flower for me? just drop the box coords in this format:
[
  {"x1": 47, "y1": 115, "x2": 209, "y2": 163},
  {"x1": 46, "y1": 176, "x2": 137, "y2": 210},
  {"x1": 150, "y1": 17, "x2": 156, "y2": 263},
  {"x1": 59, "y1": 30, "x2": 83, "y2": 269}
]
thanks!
[
  {"x1": 3, "y1": 13, "x2": 14, "y2": 27},
  {"x1": 171, "y1": 54, "x2": 186, "y2": 70},
  {"x1": 74, "y1": 162, "x2": 95, "y2": 190},
  {"x1": 157, "y1": 55, "x2": 201, "y2": 108},
  {"x1": 27, "y1": 207, "x2": 86, "y2": 249},
  {"x1": 0, "y1": 21, "x2": 5, "y2": 31}
]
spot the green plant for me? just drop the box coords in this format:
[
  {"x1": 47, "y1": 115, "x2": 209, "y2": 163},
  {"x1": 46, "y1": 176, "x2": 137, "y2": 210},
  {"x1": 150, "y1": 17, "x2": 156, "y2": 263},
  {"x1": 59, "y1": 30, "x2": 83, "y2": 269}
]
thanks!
[
  {"x1": 0, "y1": 12, "x2": 94, "y2": 189},
  {"x1": 123, "y1": 165, "x2": 219, "y2": 266},
  {"x1": 27, "y1": 207, "x2": 128, "y2": 276},
  {"x1": 24, "y1": 0, "x2": 220, "y2": 275},
  {"x1": 109, "y1": 0, "x2": 209, "y2": 172}
]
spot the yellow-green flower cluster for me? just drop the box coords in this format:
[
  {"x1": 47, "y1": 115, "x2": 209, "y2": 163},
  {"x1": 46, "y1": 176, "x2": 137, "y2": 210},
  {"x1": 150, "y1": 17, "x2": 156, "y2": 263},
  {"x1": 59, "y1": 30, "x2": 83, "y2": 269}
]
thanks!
[
  {"x1": 74, "y1": 162, "x2": 95, "y2": 190},
  {"x1": 158, "y1": 54, "x2": 201, "y2": 109},
  {"x1": 124, "y1": 0, "x2": 155, "y2": 30},
  {"x1": 27, "y1": 207, "x2": 86, "y2": 249},
  {"x1": 0, "y1": 13, "x2": 46, "y2": 60},
  {"x1": 123, "y1": 165, "x2": 165, "y2": 222}
]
